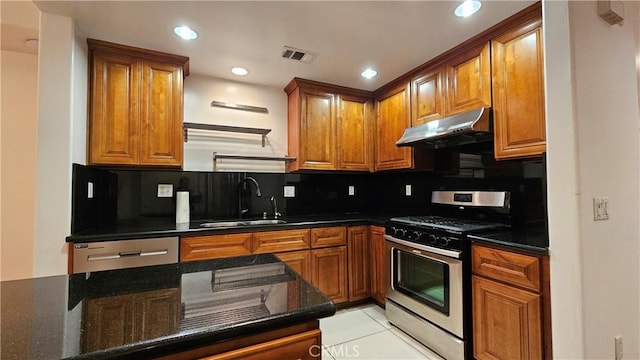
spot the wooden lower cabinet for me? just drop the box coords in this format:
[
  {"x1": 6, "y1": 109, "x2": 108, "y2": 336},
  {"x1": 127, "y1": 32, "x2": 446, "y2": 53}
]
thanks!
[
  {"x1": 252, "y1": 229, "x2": 311, "y2": 254},
  {"x1": 276, "y1": 250, "x2": 312, "y2": 282},
  {"x1": 347, "y1": 226, "x2": 370, "y2": 301},
  {"x1": 83, "y1": 288, "x2": 180, "y2": 352},
  {"x1": 311, "y1": 246, "x2": 348, "y2": 304},
  {"x1": 204, "y1": 329, "x2": 321, "y2": 360},
  {"x1": 472, "y1": 276, "x2": 542, "y2": 360},
  {"x1": 369, "y1": 226, "x2": 386, "y2": 305},
  {"x1": 180, "y1": 233, "x2": 252, "y2": 262}
]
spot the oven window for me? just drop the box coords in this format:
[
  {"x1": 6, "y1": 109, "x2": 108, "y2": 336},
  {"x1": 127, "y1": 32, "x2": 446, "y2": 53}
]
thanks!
[{"x1": 393, "y1": 249, "x2": 450, "y2": 315}]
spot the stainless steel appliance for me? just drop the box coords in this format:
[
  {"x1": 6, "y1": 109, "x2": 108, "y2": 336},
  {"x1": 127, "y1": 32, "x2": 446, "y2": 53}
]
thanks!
[
  {"x1": 385, "y1": 191, "x2": 509, "y2": 360},
  {"x1": 72, "y1": 237, "x2": 179, "y2": 273}
]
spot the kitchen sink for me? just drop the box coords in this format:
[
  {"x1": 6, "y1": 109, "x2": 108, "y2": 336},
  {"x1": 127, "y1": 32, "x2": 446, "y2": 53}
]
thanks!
[{"x1": 200, "y1": 219, "x2": 286, "y2": 228}]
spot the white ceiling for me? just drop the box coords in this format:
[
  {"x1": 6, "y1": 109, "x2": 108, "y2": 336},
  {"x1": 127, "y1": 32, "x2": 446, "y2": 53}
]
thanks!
[
  {"x1": 33, "y1": 1, "x2": 535, "y2": 91},
  {"x1": 1, "y1": 1, "x2": 40, "y2": 54}
]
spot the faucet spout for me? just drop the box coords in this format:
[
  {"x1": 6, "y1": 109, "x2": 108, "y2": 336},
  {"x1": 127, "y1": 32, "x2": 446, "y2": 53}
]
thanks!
[
  {"x1": 238, "y1": 177, "x2": 262, "y2": 218},
  {"x1": 270, "y1": 196, "x2": 282, "y2": 219}
]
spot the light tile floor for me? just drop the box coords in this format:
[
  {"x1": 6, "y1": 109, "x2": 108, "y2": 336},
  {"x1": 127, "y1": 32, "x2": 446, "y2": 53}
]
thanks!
[{"x1": 320, "y1": 303, "x2": 444, "y2": 360}]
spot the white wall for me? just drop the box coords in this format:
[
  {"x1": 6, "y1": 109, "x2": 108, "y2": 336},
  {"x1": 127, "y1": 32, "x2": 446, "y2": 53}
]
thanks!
[
  {"x1": 183, "y1": 75, "x2": 288, "y2": 172},
  {"x1": 542, "y1": 1, "x2": 585, "y2": 358},
  {"x1": 33, "y1": 13, "x2": 87, "y2": 277},
  {"x1": 570, "y1": 1, "x2": 640, "y2": 358},
  {"x1": 0, "y1": 50, "x2": 38, "y2": 281}
]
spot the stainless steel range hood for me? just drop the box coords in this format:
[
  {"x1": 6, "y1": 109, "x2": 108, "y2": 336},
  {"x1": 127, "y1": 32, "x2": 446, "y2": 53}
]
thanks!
[{"x1": 396, "y1": 107, "x2": 492, "y2": 148}]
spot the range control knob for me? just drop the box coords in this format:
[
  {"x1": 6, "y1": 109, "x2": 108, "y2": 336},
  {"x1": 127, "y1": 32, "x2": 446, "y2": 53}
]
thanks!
[
  {"x1": 439, "y1": 237, "x2": 451, "y2": 247},
  {"x1": 428, "y1": 235, "x2": 438, "y2": 244},
  {"x1": 397, "y1": 228, "x2": 407, "y2": 237},
  {"x1": 411, "y1": 231, "x2": 422, "y2": 241}
]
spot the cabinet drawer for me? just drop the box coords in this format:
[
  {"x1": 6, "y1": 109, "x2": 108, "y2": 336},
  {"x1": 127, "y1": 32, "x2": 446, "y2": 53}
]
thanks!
[
  {"x1": 472, "y1": 245, "x2": 541, "y2": 292},
  {"x1": 252, "y1": 229, "x2": 311, "y2": 253},
  {"x1": 180, "y1": 233, "x2": 252, "y2": 262},
  {"x1": 310, "y1": 226, "x2": 347, "y2": 248}
]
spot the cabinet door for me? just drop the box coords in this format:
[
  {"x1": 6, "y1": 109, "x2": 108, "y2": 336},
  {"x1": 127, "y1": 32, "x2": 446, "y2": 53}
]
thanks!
[
  {"x1": 492, "y1": 22, "x2": 546, "y2": 160},
  {"x1": 140, "y1": 60, "x2": 184, "y2": 167},
  {"x1": 298, "y1": 89, "x2": 336, "y2": 170},
  {"x1": 446, "y1": 42, "x2": 491, "y2": 115},
  {"x1": 374, "y1": 82, "x2": 413, "y2": 171},
  {"x1": 347, "y1": 226, "x2": 370, "y2": 301},
  {"x1": 411, "y1": 66, "x2": 446, "y2": 126},
  {"x1": 336, "y1": 95, "x2": 373, "y2": 171},
  {"x1": 136, "y1": 288, "x2": 180, "y2": 341},
  {"x1": 276, "y1": 250, "x2": 311, "y2": 282},
  {"x1": 180, "y1": 233, "x2": 252, "y2": 261},
  {"x1": 83, "y1": 294, "x2": 136, "y2": 352},
  {"x1": 473, "y1": 276, "x2": 542, "y2": 360},
  {"x1": 369, "y1": 226, "x2": 386, "y2": 305},
  {"x1": 310, "y1": 226, "x2": 347, "y2": 248},
  {"x1": 311, "y1": 246, "x2": 348, "y2": 304},
  {"x1": 89, "y1": 51, "x2": 141, "y2": 165}
]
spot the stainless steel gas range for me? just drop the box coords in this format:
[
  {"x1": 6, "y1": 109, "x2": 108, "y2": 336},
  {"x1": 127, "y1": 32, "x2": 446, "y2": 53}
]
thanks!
[{"x1": 385, "y1": 191, "x2": 510, "y2": 360}]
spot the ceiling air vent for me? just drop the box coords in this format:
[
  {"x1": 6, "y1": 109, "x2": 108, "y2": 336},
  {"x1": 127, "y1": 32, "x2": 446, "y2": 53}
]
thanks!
[{"x1": 281, "y1": 46, "x2": 315, "y2": 63}]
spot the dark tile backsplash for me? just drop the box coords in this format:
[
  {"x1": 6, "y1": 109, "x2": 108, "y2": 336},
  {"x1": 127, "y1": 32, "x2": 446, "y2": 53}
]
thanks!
[{"x1": 71, "y1": 156, "x2": 546, "y2": 234}]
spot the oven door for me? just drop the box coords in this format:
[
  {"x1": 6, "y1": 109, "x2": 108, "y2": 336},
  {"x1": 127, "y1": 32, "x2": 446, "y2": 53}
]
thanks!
[{"x1": 385, "y1": 235, "x2": 464, "y2": 338}]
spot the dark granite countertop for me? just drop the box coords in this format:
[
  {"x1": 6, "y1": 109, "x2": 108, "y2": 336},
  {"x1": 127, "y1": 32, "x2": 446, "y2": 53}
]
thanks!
[
  {"x1": 0, "y1": 254, "x2": 336, "y2": 359},
  {"x1": 66, "y1": 214, "x2": 391, "y2": 243},
  {"x1": 468, "y1": 229, "x2": 549, "y2": 255}
]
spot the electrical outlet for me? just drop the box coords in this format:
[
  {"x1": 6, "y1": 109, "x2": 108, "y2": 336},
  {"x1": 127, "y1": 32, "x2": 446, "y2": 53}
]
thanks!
[
  {"x1": 284, "y1": 185, "x2": 296, "y2": 198},
  {"x1": 157, "y1": 184, "x2": 173, "y2": 198},
  {"x1": 593, "y1": 196, "x2": 610, "y2": 221},
  {"x1": 87, "y1": 182, "x2": 94, "y2": 199},
  {"x1": 348, "y1": 186, "x2": 355, "y2": 196},
  {"x1": 405, "y1": 185, "x2": 412, "y2": 196},
  {"x1": 615, "y1": 335, "x2": 623, "y2": 360}
]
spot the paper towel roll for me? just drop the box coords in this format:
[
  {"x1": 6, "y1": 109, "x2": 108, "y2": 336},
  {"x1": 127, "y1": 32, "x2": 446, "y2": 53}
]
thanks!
[{"x1": 176, "y1": 191, "x2": 190, "y2": 224}]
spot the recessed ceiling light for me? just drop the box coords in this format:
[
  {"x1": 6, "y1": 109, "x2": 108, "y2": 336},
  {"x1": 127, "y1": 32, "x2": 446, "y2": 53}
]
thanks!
[
  {"x1": 361, "y1": 68, "x2": 378, "y2": 79},
  {"x1": 231, "y1": 67, "x2": 249, "y2": 76},
  {"x1": 455, "y1": 0, "x2": 482, "y2": 17},
  {"x1": 173, "y1": 25, "x2": 198, "y2": 40}
]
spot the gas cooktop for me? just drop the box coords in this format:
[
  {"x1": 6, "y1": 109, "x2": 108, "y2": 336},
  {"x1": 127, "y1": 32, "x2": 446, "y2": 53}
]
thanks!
[{"x1": 389, "y1": 215, "x2": 506, "y2": 233}]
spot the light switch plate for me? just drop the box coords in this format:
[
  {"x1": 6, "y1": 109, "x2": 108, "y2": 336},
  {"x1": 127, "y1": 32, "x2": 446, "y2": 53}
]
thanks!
[
  {"x1": 157, "y1": 184, "x2": 173, "y2": 198},
  {"x1": 348, "y1": 186, "x2": 355, "y2": 196},
  {"x1": 284, "y1": 185, "x2": 296, "y2": 198},
  {"x1": 405, "y1": 185, "x2": 412, "y2": 196},
  {"x1": 87, "y1": 182, "x2": 94, "y2": 199},
  {"x1": 593, "y1": 196, "x2": 609, "y2": 221}
]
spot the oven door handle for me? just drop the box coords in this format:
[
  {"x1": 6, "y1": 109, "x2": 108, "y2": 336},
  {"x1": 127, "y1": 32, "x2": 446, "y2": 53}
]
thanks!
[{"x1": 384, "y1": 235, "x2": 462, "y2": 259}]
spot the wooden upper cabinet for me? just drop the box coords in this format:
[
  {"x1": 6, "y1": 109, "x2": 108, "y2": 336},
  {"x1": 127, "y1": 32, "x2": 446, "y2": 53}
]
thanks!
[
  {"x1": 299, "y1": 89, "x2": 336, "y2": 170},
  {"x1": 492, "y1": 17, "x2": 546, "y2": 160},
  {"x1": 374, "y1": 82, "x2": 413, "y2": 171},
  {"x1": 87, "y1": 39, "x2": 188, "y2": 168},
  {"x1": 446, "y1": 42, "x2": 491, "y2": 115},
  {"x1": 89, "y1": 51, "x2": 141, "y2": 165},
  {"x1": 285, "y1": 78, "x2": 373, "y2": 172},
  {"x1": 139, "y1": 60, "x2": 184, "y2": 166},
  {"x1": 336, "y1": 95, "x2": 373, "y2": 171},
  {"x1": 411, "y1": 66, "x2": 446, "y2": 126}
]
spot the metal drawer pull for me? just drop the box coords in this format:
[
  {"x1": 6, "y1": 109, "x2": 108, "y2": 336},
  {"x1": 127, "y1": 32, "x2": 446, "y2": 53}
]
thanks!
[
  {"x1": 140, "y1": 250, "x2": 169, "y2": 257},
  {"x1": 87, "y1": 254, "x2": 120, "y2": 261},
  {"x1": 87, "y1": 249, "x2": 168, "y2": 261}
]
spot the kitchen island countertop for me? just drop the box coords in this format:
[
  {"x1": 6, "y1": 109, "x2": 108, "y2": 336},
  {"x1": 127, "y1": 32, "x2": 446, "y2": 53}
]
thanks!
[{"x1": 0, "y1": 254, "x2": 336, "y2": 359}]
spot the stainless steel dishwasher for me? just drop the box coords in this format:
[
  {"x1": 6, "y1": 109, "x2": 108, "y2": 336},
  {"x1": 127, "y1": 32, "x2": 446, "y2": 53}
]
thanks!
[{"x1": 71, "y1": 237, "x2": 179, "y2": 273}]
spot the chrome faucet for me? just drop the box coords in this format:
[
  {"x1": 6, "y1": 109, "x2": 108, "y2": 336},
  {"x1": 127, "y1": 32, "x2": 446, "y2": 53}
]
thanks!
[
  {"x1": 238, "y1": 177, "x2": 262, "y2": 218},
  {"x1": 270, "y1": 196, "x2": 282, "y2": 219}
]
